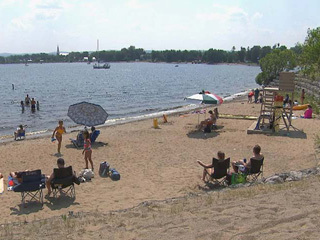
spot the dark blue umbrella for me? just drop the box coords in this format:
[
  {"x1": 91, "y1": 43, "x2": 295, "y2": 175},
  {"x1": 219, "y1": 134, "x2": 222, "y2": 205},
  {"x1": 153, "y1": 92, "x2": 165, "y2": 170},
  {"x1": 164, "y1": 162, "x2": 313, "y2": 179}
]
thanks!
[{"x1": 67, "y1": 101, "x2": 108, "y2": 126}]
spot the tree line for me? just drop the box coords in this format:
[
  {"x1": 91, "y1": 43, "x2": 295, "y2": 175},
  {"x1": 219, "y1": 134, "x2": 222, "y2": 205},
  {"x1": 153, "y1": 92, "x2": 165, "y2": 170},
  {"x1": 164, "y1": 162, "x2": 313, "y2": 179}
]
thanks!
[
  {"x1": 256, "y1": 26, "x2": 319, "y2": 85},
  {"x1": 0, "y1": 44, "x2": 293, "y2": 65}
]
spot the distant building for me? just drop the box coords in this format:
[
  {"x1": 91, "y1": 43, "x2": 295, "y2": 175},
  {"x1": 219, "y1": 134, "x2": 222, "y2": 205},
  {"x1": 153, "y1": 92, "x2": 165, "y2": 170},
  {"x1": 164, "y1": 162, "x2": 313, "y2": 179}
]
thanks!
[
  {"x1": 57, "y1": 45, "x2": 60, "y2": 56},
  {"x1": 83, "y1": 57, "x2": 89, "y2": 61}
]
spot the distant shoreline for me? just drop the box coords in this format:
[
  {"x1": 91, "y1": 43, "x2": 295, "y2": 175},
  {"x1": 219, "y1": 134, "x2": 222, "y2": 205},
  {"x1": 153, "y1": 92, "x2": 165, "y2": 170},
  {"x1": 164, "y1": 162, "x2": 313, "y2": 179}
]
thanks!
[{"x1": 0, "y1": 61, "x2": 259, "y2": 67}]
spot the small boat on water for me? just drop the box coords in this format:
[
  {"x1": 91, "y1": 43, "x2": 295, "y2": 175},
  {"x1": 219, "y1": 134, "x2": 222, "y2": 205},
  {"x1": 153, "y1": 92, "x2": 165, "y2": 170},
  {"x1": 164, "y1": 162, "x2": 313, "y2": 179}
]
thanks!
[
  {"x1": 93, "y1": 63, "x2": 110, "y2": 69},
  {"x1": 93, "y1": 39, "x2": 110, "y2": 70}
]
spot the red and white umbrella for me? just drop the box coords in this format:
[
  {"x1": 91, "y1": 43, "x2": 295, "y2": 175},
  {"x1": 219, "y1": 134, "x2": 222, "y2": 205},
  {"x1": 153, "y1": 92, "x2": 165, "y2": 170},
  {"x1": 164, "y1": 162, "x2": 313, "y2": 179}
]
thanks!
[{"x1": 186, "y1": 92, "x2": 223, "y2": 105}]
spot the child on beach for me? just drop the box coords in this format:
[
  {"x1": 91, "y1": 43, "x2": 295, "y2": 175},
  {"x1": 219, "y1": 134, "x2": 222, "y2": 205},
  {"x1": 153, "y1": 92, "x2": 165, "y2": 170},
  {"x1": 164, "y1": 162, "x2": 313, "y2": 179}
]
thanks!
[
  {"x1": 83, "y1": 131, "x2": 94, "y2": 170},
  {"x1": 52, "y1": 120, "x2": 66, "y2": 154},
  {"x1": 248, "y1": 90, "x2": 254, "y2": 103},
  {"x1": 197, "y1": 151, "x2": 226, "y2": 181},
  {"x1": 14, "y1": 125, "x2": 25, "y2": 140},
  {"x1": 231, "y1": 145, "x2": 264, "y2": 173}
]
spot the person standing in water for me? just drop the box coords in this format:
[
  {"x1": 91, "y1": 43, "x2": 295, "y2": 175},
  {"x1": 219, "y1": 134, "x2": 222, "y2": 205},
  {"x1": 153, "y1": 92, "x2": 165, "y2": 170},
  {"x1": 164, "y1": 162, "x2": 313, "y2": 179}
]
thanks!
[
  {"x1": 52, "y1": 120, "x2": 66, "y2": 154},
  {"x1": 36, "y1": 101, "x2": 40, "y2": 110},
  {"x1": 12, "y1": 84, "x2": 14, "y2": 90},
  {"x1": 20, "y1": 101, "x2": 25, "y2": 113},
  {"x1": 25, "y1": 94, "x2": 30, "y2": 105},
  {"x1": 31, "y1": 98, "x2": 36, "y2": 112}
]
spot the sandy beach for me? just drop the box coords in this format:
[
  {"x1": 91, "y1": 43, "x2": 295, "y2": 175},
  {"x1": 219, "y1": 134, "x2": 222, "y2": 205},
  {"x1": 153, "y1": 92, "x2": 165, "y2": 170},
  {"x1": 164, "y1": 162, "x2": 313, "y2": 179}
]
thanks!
[{"x1": 0, "y1": 99, "x2": 319, "y2": 239}]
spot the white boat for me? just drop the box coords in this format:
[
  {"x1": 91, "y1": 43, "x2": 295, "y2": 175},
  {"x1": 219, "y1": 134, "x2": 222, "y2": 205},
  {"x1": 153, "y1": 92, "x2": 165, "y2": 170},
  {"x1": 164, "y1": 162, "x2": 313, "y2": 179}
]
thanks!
[{"x1": 93, "y1": 40, "x2": 110, "y2": 70}]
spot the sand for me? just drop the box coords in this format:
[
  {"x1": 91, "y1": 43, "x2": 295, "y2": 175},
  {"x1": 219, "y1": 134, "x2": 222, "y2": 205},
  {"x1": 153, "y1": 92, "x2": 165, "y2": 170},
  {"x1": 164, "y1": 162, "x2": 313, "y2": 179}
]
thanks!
[{"x1": 0, "y1": 99, "x2": 319, "y2": 238}]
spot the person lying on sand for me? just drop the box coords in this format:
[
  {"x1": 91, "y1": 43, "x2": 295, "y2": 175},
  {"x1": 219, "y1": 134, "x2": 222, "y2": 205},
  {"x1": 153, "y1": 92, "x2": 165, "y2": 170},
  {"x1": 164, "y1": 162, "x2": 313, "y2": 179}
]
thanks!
[
  {"x1": 197, "y1": 151, "x2": 225, "y2": 181},
  {"x1": 231, "y1": 145, "x2": 263, "y2": 173}
]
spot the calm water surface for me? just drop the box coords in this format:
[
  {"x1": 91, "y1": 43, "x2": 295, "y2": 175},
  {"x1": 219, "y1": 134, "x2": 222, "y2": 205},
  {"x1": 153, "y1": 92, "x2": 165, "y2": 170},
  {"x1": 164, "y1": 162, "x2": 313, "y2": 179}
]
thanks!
[{"x1": 0, "y1": 62, "x2": 260, "y2": 137}]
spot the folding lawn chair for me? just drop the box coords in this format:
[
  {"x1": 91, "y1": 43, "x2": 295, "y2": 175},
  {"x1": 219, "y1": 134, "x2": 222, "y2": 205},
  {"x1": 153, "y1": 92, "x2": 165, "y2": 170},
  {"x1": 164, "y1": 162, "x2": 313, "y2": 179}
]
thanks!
[
  {"x1": 246, "y1": 157, "x2": 264, "y2": 181},
  {"x1": 13, "y1": 170, "x2": 46, "y2": 207},
  {"x1": 51, "y1": 166, "x2": 76, "y2": 199},
  {"x1": 205, "y1": 158, "x2": 230, "y2": 186}
]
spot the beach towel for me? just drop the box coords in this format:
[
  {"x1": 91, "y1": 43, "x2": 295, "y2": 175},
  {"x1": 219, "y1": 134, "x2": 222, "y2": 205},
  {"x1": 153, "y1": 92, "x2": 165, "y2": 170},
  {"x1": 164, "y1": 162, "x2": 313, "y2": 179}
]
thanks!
[{"x1": 0, "y1": 178, "x2": 3, "y2": 194}]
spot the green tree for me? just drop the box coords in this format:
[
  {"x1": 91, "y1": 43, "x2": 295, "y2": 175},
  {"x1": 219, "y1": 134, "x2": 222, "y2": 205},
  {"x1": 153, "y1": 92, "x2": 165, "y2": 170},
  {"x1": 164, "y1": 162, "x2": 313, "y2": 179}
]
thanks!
[
  {"x1": 300, "y1": 27, "x2": 320, "y2": 77},
  {"x1": 256, "y1": 49, "x2": 296, "y2": 85}
]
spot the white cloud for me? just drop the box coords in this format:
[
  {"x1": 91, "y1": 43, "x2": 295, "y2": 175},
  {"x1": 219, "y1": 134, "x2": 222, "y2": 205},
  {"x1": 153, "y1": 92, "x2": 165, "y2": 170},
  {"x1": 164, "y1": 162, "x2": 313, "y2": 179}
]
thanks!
[{"x1": 125, "y1": 0, "x2": 146, "y2": 9}]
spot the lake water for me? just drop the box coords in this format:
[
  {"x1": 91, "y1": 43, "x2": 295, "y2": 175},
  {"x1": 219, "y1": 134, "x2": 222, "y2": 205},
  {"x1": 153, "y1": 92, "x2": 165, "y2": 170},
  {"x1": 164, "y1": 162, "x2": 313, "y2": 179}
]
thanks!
[{"x1": 0, "y1": 62, "x2": 260, "y2": 138}]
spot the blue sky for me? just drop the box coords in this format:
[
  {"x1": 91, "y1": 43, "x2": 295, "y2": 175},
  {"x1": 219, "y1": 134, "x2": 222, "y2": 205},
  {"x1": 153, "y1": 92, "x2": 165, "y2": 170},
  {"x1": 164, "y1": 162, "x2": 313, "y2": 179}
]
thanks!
[{"x1": 0, "y1": 0, "x2": 319, "y2": 53}]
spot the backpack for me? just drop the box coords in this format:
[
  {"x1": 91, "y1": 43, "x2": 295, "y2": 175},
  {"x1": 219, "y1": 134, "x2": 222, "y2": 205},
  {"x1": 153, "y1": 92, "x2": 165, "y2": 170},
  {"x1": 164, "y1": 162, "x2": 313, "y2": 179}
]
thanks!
[
  {"x1": 204, "y1": 125, "x2": 211, "y2": 133},
  {"x1": 99, "y1": 161, "x2": 110, "y2": 177},
  {"x1": 110, "y1": 168, "x2": 120, "y2": 181}
]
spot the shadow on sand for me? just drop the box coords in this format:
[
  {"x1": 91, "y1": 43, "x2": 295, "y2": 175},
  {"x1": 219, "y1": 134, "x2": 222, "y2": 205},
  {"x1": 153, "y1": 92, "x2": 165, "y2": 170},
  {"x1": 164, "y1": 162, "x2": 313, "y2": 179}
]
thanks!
[
  {"x1": 44, "y1": 196, "x2": 80, "y2": 211},
  {"x1": 65, "y1": 141, "x2": 108, "y2": 150},
  {"x1": 187, "y1": 128, "x2": 222, "y2": 139},
  {"x1": 271, "y1": 129, "x2": 307, "y2": 139}
]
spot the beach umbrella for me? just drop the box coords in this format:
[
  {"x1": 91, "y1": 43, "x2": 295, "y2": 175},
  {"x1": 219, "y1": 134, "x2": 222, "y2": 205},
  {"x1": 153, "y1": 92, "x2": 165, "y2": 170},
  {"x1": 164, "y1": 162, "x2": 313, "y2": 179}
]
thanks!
[
  {"x1": 185, "y1": 92, "x2": 223, "y2": 124},
  {"x1": 67, "y1": 101, "x2": 108, "y2": 126},
  {"x1": 186, "y1": 93, "x2": 223, "y2": 105}
]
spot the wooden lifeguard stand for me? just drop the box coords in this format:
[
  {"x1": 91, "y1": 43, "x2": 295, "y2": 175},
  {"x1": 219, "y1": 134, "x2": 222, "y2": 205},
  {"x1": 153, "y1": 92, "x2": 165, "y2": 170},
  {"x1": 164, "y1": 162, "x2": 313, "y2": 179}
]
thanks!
[{"x1": 250, "y1": 72, "x2": 296, "y2": 133}]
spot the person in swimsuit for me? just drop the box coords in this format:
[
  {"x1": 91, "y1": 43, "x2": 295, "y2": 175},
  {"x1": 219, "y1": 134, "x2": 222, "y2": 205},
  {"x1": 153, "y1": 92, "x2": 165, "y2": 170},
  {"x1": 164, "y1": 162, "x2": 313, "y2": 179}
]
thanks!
[
  {"x1": 197, "y1": 151, "x2": 226, "y2": 181},
  {"x1": 31, "y1": 98, "x2": 36, "y2": 112},
  {"x1": 82, "y1": 131, "x2": 94, "y2": 170},
  {"x1": 198, "y1": 110, "x2": 217, "y2": 130},
  {"x1": 231, "y1": 145, "x2": 264, "y2": 173},
  {"x1": 25, "y1": 94, "x2": 30, "y2": 105},
  {"x1": 20, "y1": 101, "x2": 25, "y2": 113},
  {"x1": 52, "y1": 120, "x2": 66, "y2": 154}
]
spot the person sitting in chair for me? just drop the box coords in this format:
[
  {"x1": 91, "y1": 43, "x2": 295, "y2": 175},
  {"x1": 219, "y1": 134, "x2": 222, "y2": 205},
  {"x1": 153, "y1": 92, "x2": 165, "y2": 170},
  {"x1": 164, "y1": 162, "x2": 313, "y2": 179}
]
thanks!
[
  {"x1": 14, "y1": 125, "x2": 25, "y2": 140},
  {"x1": 231, "y1": 145, "x2": 263, "y2": 173},
  {"x1": 197, "y1": 151, "x2": 225, "y2": 181},
  {"x1": 198, "y1": 110, "x2": 217, "y2": 131},
  {"x1": 46, "y1": 158, "x2": 66, "y2": 196}
]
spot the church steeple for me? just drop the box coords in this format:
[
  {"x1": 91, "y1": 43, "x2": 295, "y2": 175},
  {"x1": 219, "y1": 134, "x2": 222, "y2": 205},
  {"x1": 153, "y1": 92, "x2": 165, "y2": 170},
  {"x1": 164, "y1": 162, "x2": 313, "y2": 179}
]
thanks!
[{"x1": 57, "y1": 45, "x2": 60, "y2": 56}]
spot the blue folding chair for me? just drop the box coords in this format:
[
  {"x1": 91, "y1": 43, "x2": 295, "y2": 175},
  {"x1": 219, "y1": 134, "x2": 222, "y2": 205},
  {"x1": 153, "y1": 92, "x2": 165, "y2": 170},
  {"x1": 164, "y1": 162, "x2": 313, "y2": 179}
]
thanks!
[
  {"x1": 13, "y1": 170, "x2": 46, "y2": 207},
  {"x1": 90, "y1": 130, "x2": 100, "y2": 143}
]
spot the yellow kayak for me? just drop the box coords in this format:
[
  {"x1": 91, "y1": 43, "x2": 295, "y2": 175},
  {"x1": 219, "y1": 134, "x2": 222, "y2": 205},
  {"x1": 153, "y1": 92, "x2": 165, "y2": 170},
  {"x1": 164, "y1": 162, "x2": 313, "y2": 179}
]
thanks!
[{"x1": 293, "y1": 104, "x2": 308, "y2": 110}]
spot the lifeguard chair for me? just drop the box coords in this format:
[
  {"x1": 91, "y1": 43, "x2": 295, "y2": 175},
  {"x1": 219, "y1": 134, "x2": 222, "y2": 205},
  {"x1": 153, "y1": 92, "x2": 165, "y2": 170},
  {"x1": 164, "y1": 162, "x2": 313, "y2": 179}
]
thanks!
[{"x1": 251, "y1": 72, "x2": 296, "y2": 133}]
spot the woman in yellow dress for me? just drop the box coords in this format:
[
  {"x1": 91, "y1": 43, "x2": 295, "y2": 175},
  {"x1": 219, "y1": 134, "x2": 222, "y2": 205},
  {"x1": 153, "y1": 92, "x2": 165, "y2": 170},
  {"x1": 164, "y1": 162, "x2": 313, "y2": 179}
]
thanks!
[{"x1": 52, "y1": 120, "x2": 66, "y2": 154}]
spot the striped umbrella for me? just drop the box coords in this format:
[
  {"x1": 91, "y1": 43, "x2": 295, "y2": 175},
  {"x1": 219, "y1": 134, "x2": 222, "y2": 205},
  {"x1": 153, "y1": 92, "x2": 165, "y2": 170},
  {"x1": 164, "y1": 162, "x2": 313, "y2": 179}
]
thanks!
[
  {"x1": 186, "y1": 93, "x2": 223, "y2": 104},
  {"x1": 67, "y1": 101, "x2": 108, "y2": 127}
]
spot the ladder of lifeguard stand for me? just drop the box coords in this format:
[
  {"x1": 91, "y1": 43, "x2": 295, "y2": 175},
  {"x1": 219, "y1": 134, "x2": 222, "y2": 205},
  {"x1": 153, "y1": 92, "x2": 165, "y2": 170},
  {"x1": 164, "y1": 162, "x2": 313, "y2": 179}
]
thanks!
[{"x1": 259, "y1": 88, "x2": 276, "y2": 128}]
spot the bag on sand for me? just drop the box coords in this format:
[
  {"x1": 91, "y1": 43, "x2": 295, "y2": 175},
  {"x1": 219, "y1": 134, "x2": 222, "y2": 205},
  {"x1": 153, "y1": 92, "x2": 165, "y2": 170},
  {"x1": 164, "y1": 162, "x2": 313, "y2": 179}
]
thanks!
[
  {"x1": 79, "y1": 169, "x2": 94, "y2": 181},
  {"x1": 231, "y1": 173, "x2": 247, "y2": 185},
  {"x1": 204, "y1": 125, "x2": 211, "y2": 133},
  {"x1": 110, "y1": 168, "x2": 120, "y2": 181},
  {"x1": 99, "y1": 161, "x2": 110, "y2": 177}
]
